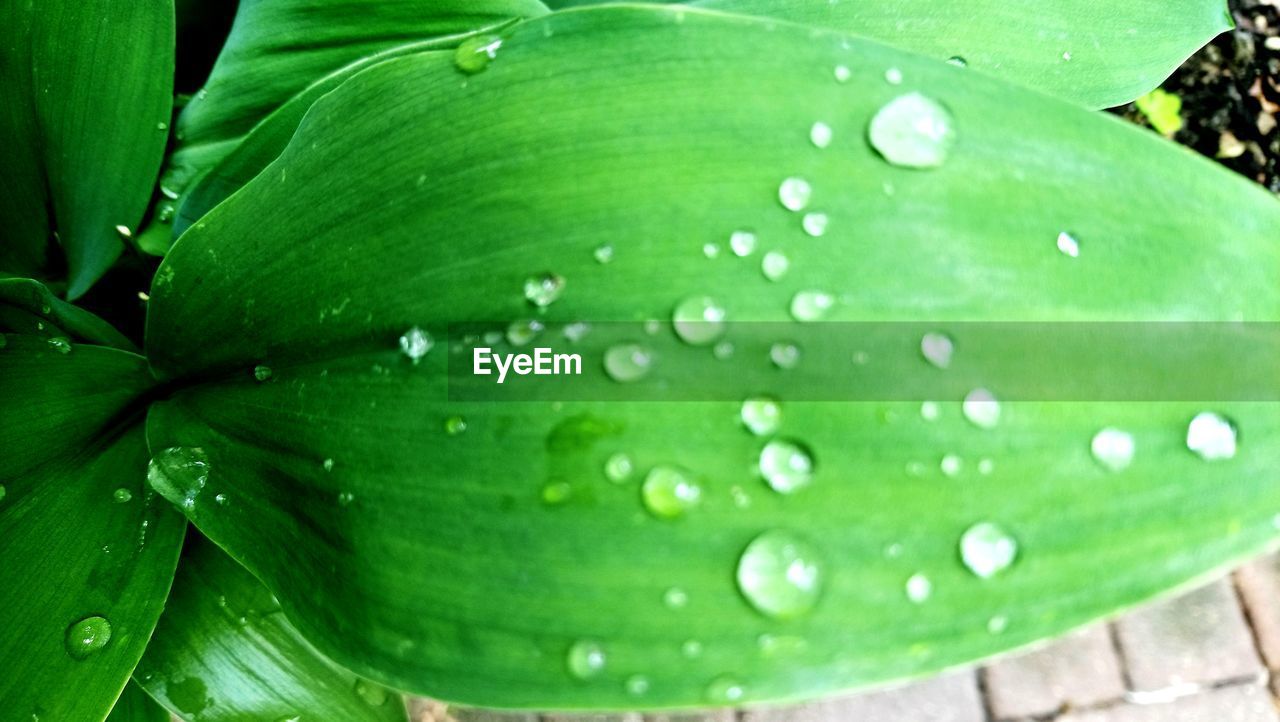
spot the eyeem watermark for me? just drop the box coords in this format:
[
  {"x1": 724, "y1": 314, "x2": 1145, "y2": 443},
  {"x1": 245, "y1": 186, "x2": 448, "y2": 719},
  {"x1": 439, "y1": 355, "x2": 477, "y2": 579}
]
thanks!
[{"x1": 473, "y1": 347, "x2": 582, "y2": 384}]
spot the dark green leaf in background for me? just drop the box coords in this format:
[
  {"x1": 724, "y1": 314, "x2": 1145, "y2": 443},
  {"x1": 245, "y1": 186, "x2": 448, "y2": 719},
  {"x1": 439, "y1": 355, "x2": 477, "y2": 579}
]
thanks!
[
  {"x1": 0, "y1": 0, "x2": 175, "y2": 298},
  {"x1": 0, "y1": 338, "x2": 185, "y2": 720},
  {"x1": 106, "y1": 681, "x2": 170, "y2": 722},
  {"x1": 142, "y1": 6, "x2": 1280, "y2": 709},
  {"x1": 0, "y1": 278, "x2": 137, "y2": 351}
]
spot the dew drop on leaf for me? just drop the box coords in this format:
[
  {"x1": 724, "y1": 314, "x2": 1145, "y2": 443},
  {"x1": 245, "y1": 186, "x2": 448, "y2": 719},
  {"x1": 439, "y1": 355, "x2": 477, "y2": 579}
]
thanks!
[
  {"x1": 770, "y1": 342, "x2": 801, "y2": 369},
  {"x1": 959, "y1": 521, "x2": 1018, "y2": 579},
  {"x1": 523, "y1": 272, "x2": 565, "y2": 308},
  {"x1": 920, "y1": 401, "x2": 940, "y2": 421},
  {"x1": 741, "y1": 396, "x2": 781, "y2": 436},
  {"x1": 884, "y1": 67, "x2": 903, "y2": 85},
  {"x1": 920, "y1": 332, "x2": 954, "y2": 369},
  {"x1": 506, "y1": 319, "x2": 544, "y2": 346},
  {"x1": 705, "y1": 677, "x2": 746, "y2": 704},
  {"x1": 962, "y1": 388, "x2": 1001, "y2": 429},
  {"x1": 64, "y1": 616, "x2": 111, "y2": 660},
  {"x1": 1091, "y1": 428, "x2": 1135, "y2": 471},
  {"x1": 1186, "y1": 412, "x2": 1238, "y2": 460},
  {"x1": 833, "y1": 64, "x2": 851, "y2": 83},
  {"x1": 947, "y1": 56, "x2": 968, "y2": 67},
  {"x1": 736, "y1": 530, "x2": 823, "y2": 618},
  {"x1": 593, "y1": 244, "x2": 614, "y2": 264},
  {"x1": 625, "y1": 674, "x2": 650, "y2": 696},
  {"x1": 940, "y1": 453, "x2": 962, "y2": 477},
  {"x1": 868, "y1": 92, "x2": 957, "y2": 169},
  {"x1": 642, "y1": 466, "x2": 702, "y2": 518},
  {"x1": 681, "y1": 639, "x2": 704, "y2": 658},
  {"x1": 729, "y1": 230, "x2": 757, "y2": 257},
  {"x1": 444, "y1": 415, "x2": 467, "y2": 435},
  {"x1": 809, "y1": 121, "x2": 833, "y2": 149},
  {"x1": 905, "y1": 572, "x2": 932, "y2": 603},
  {"x1": 453, "y1": 33, "x2": 502, "y2": 74},
  {"x1": 604, "y1": 343, "x2": 653, "y2": 383},
  {"x1": 789, "y1": 290, "x2": 835, "y2": 322},
  {"x1": 113, "y1": 488, "x2": 132, "y2": 503},
  {"x1": 761, "y1": 250, "x2": 790, "y2": 281},
  {"x1": 604, "y1": 452, "x2": 634, "y2": 483},
  {"x1": 353, "y1": 679, "x2": 389, "y2": 706},
  {"x1": 759, "y1": 440, "x2": 815, "y2": 494},
  {"x1": 801, "y1": 212, "x2": 829, "y2": 237},
  {"x1": 566, "y1": 640, "x2": 607, "y2": 679},
  {"x1": 47, "y1": 337, "x2": 71, "y2": 354},
  {"x1": 673, "y1": 296, "x2": 727, "y2": 345},
  {"x1": 778, "y1": 177, "x2": 812, "y2": 212},
  {"x1": 1057, "y1": 231, "x2": 1080, "y2": 258},
  {"x1": 147, "y1": 447, "x2": 209, "y2": 511},
  {"x1": 398, "y1": 326, "x2": 433, "y2": 363},
  {"x1": 662, "y1": 586, "x2": 689, "y2": 609},
  {"x1": 253, "y1": 365, "x2": 272, "y2": 381}
]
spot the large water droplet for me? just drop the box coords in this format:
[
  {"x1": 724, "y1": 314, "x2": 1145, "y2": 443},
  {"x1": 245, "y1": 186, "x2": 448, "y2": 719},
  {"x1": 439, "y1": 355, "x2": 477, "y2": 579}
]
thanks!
[
  {"x1": 770, "y1": 342, "x2": 801, "y2": 369},
  {"x1": 524, "y1": 272, "x2": 565, "y2": 307},
  {"x1": 1091, "y1": 428, "x2": 1135, "y2": 471},
  {"x1": 1057, "y1": 231, "x2": 1080, "y2": 258},
  {"x1": 48, "y1": 337, "x2": 71, "y2": 354},
  {"x1": 736, "y1": 530, "x2": 822, "y2": 619},
  {"x1": 354, "y1": 679, "x2": 389, "y2": 706},
  {"x1": 642, "y1": 466, "x2": 702, "y2": 518},
  {"x1": 761, "y1": 250, "x2": 790, "y2": 281},
  {"x1": 959, "y1": 521, "x2": 1018, "y2": 579},
  {"x1": 147, "y1": 447, "x2": 209, "y2": 511},
  {"x1": 65, "y1": 616, "x2": 111, "y2": 660},
  {"x1": 810, "y1": 121, "x2": 833, "y2": 149},
  {"x1": 604, "y1": 343, "x2": 653, "y2": 382},
  {"x1": 253, "y1": 365, "x2": 272, "y2": 382},
  {"x1": 454, "y1": 33, "x2": 502, "y2": 74},
  {"x1": 1186, "y1": 412, "x2": 1238, "y2": 460},
  {"x1": 905, "y1": 572, "x2": 932, "y2": 603},
  {"x1": 759, "y1": 440, "x2": 814, "y2": 494},
  {"x1": 920, "y1": 332, "x2": 954, "y2": 369},
  {"x1": 730, "y1": 230, "x2": 757, "y2": 257},
  {"x1": 741, "y1": 397, "x2": 781, "y2": 436},
  {"x1": 566, "y1": 640, "x2": 606, "y2": 679},
  {"x1": 868, "y1": 93, "x2": 957, "y2": 169},
  {"x1": 673, "y1": 296, "x2": 727, "y2": 345},
  {"x1": 789, "y1": 290, "x2": 835, "y2": 322},
  {"x1": 801, "y1": 212, "x2": 829, "y2": 238},
  {"x1": 399, "y1": 326, "x2": 433, "y2": 364},
  {"x1": 113, "y1": 488, "x2": 132, "y2": 503},
  {"x1": 778, "y1": 177, "x2": 812, "y2": 212},
  {"x1": 962, "y1": 388, "x2": 1001, "y2": 429},
  {"x1": 705, "y1": 677, "x2": 746, "y2": 704}
]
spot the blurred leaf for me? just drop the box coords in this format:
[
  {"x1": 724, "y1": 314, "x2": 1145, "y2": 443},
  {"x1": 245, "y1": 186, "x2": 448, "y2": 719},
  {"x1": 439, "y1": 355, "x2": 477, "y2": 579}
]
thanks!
[
  {"x1": 135, "y1": 535, "x2": 407, "y2": 722},
  {"x1": 0, "y1": 0, "x2": 174, "y2": 298},
  {"x1": 106, "y1": 681, "x2": 170, "y2": 722},
  {"x1": 0, "y1": 337, "x2": 185, "y2": 720},
  {"x1": 1135, "y1": 89, "x2": 1185, "y2": 137},
  {"x1": 144, "y1": 6, "x2": 1280, "y2": 709},
  {"x1": 0, "y1": 278, "x2": 137, "y2": 351},
  {"x1": 693, "y1": 0, "x2": 1230, "y2": 108}
]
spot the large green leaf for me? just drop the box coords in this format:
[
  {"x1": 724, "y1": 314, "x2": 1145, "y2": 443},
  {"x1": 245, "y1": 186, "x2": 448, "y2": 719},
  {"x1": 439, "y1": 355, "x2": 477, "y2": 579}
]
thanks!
[
  {"x1": 135, "y1": 535, "x2": 408, "y2": 722},
  {"x1": 144, "y1": 5, "x2": 1280, "y2": 709},
  {"x1": 692, "y1": 0, "x2": 1229, "y2": 108},
  {"x1": 0, "y1": 337, "x2": 185, "y2": 720},
  {"x1": 106, "y1": 681, "x2": 170, "y2": 722},
  {"x1": 0, "y1": 0, "x2": 174, "y2": 298},
  {"x1": 159, "y1": 0, "x2": 549, "y2": 232},
  {"x1": 0, "y1": 278, "x2": 137, "y2": 350}
]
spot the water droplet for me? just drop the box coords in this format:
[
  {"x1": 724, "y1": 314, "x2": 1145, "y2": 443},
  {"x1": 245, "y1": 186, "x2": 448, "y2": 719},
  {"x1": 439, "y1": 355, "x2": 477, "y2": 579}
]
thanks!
[
  {"x1": 736, "y1": 530, "x2": 822, "y2": 619},
  {"x1": 1187, "y1": 412, "x2": 1238, "y2": 460},
  {"x1": 642, "y1": 466, "x2": 702, "y2": 518},
  {"x1": 920, "y1": 332, "x2": 953, "y2": 369},
  {"x1": 962, "y1": 388, "x2": 1001, "y2": 429},
  {"x1": 604, "y1": 452, "x2": 634, "y2": 482},
  {"x1": 947, "y1": 56, "x2": 968, "y2": 67},
  {"x1": 147, "y1": 447, "x2": 209, "y2": 511},
  {"x1": 506, "y1": 319, "x2": 544, "y2": 346},
  {"x1": 593, "y1": 244, "x2": 614, "y2": 264},
  {"x1": 115, "y1": 225, "x2": 133, "y2": 239},
  {"x1": 801, "y1": 212, "x2": 829, "y2": 238},
  {"x1": 663, "y1": 586, "x2": 689, "y2": 609},
  {"x1": 112, "y1": 488, "x2": 132, "y2": 503},
  {"x1": 323, "y1": 458, "x2": 335, "y2": 472},
  {"x1": 810, "y1": 121, "x2": 833, "y2": 149},
  {"x1": 868, "y1": 93, "x2": 957, "y2": 169},
  {"x1": 706, "y1": 677, "x2": 746, "y2": 703},
  {"x1": 770, "y1": 342, "x2": 801, "y2": 369},
  {"x1": 604, "y1": 343, "x2": 653, "y2": 382},
  {"x1": 338, "y1": 491, "x2": 355, "y2": 506},
  {"x1": 905, "y1": 572, "x2": 933, "y2": 603},
  {"x1": 566, "y1": 640, "x2": 607, "y2": 679},
  {"x1": 960, "y1": 521, "x2": 1018, "y2": 578},
  {"x1": 444, "y1": 416, "x2": 467, "y2": 435},
  {"x1": 778, "y1": 177, "x2": 812, "y2": 212},
  {"x1": 524, "y1": 272, "x2": 565, "y2": 307},
  {"x1": 253, "y1": 365, "x2": 272, "y2": 381},
  {"x1": 1091, "y1": 428, "x2": 1135, "y2": 471},
  {"x1": 761, "y1": 250, "x2": 790, "y2": 281},
  {"x1": 730, "y1": 230, "x2": 757, "y2": 257},
  {"x1": 940, "y1": 453, "x2": 962, "y2": 477},
  {"x1": 757, "y1": 633, "x2": 807, "y2": 657},
  {"x1": 759, "y1": 440, "x2": 814, "y2": 494},
  {"x1": 920, "y1": 401, "x2": 940, "y2": 421},
  {"x1": 741, "y1": 397, "x2": 781, "y2": 436},
  {"x1": 789, "y1": 290, "x2": 835, "y2": 321},
  {"x1": 399, "y1": 326, "x2": 433, "y2": 363},
  {"x1": 977, "y1": 458, "x2": 995, "y2": 475},
  {"x1": 681, "y1": 639, "x2": 704, "y2": 658},
  {"x1": 563, "y1": 321, "x2": 591, "y2": 343},
  {"x1": 834, "y1": 64, "x2": 851, "y2": 83},
  {"x1": 65, "y1": 616, "x2": 111, "y2": 659},
  {"x1": 454, "y1": 33, "x2": 502, "y2": 74},
  {"x1": 625, "y1": 675, "x2": 651, "y2": 696},
  {"x1": 354, "y1": 679, "x2": 389, "y2": 706},
  {"x1": 713, "y1": 340, "x2": 735, "y2": 359},
  {"x1": 987, "y1": 615, "x2": 1009, "y2": 634},
  {"x1": 703, "y1": 242, "x2": 721, "y2": 259},
  {"x1": 214, "y1": 493, "x2": 227, "y2": 504},
  {"x1": 673, "y1": 296, "x2": 727, "y2": 345},
  {"x1": 1062, "y1": 51, "x2": 1072, "y2": 61},
  {"x1": 541, "y1": 481, "x2": 572, "y2": 505},
  {"x1": 48, "y1": 337, "x2": 71, "y2": 354},
  {"x1": 1057, "y1": 231, "x2": 1080, "y2": 258}
]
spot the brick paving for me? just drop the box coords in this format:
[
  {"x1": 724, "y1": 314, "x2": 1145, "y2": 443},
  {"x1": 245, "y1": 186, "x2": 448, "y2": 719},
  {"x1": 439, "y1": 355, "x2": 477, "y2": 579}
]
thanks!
[{"x1": 412, "y1": 551, "x2": 1280, "y2": 722}]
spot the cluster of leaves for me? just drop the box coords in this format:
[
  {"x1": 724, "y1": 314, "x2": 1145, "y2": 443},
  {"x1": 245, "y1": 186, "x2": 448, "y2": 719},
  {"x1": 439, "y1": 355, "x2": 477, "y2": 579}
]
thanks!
[{"x1": 3, "y1": 0, "x2": 1280, "y2": 720}]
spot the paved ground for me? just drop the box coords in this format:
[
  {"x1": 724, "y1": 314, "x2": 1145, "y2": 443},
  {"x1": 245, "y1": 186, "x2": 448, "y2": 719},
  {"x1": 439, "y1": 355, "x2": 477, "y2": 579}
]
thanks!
[{"x1": 409, "y1": 552, "x2": 1280, "y2": 722}]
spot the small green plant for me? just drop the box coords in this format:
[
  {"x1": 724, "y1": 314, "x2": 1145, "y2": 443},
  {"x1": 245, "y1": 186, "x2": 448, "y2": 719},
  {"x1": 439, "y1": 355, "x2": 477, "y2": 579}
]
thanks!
[{"x1": 3, "y1": 1, "x2": 1278, "y2": 719}]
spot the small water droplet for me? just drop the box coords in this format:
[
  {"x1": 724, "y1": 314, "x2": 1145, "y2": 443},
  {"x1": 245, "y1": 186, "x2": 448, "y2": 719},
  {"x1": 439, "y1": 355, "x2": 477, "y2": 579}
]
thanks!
[
  {"x1": 801, "y1": 212, "x2": 829, "y2": 238},
  {"x1": 1062, "y1": 50, "x2": 1072, "y2": 61},
  {"x1": 1057, "y1": 231, "x2": 1080, "y2": 258},
  {"x1": 736, "y1": 530, "x2": 822, "y2": 619},
  {"x1": 905, "y1": 572, "x2": 932, "y2": 603},
  {"x1": 940, "y1": 453, "x2": 962, "y2": 477},
  {"x1": 920, "y1": 401, "x2": 940, "y2": 421},
  {"x1": 770, "y1": 342, "x2": 801, "y2": 369},
  {"x1": 65, "y1": 616, "x2": 111, "y2": 660},
  {"x1": 673, "y1": 296, "x2": 727, "y2": 345},
  {"x1": 778, "y1": 177, "x2": 812, "y2": 212},
  {"x1": 1187, "y1": 412, "x2": 1238, "y2": 460},
  {"x1": 730, "y1": 230, "x2": 757, "y2": 257},
  {"x1": 921, "y1": 332, "x2": 953, "y2": 369},
  {"x1": 962, "y1": 388, "x2": 1000, "y2": 429},
  {"x1": 987, "y1": 615, "x2": 1009, "y2": 634},
  {"x1": 706, "y1": 677, "x2": 746, "y2": 703},
  {"x1": 524, "y1": 272, "x2": 565, "y2": 307},
  {"x1": 323, "y1": 458, "x2": 335, "y2": 472},
  {"x1": 454, "y1": 33, "x2": 502, "y2": 74},
  {"x1": 147, "y1": 447, "x2": 209, "y2": 511},
  {"x1": 604, "y1": 452, "x2": 634, "y2": 482},
  {"x1": 398, "y1": 326, "x2": 433, "y2": 363},
  {"x1": 337, "y1": 491, "x2": 355, "y2": 506},
  {"x1": 1091, "y1": 428, "x2": 1135, "y2": 471},
  {"x1": 444, "y1": 416, "x2": 467, "y2": 435},
  {"x1": 566, "y1": 640, "x2": 607, "y2": 679},
  {"x1": 114, "y1": 225, "x2": 133, "y2": 239},
  {"x1": 113, "y1": 488, "x2": 132, "y2": 503},
  {"x1": 713, "y1": 340, "x2": 735, "y2": 359},
  {"x1": 214, "y1": 493, "x2": 227, "y2": 504},
  {"x1": 761, "y1": 250, "x2": 790, "y2": 281},
  {"x1": 885, "y1": 67, "x2": 903, "y2": 84},
  {"x1": 834, "y1": 64, "x2": 851, "y2": 83},
  {"x1": 810, "y1": 121, "x2": 833, "y2": 149},
  {"x1": 563, "y1": 321, "x2": 591, "y2": 343},
  {"x1": 703, "y1": 242, "x2": 721, "y2": 259},
  {"x1": 869, "y1": 93, "x2": 957, "y2": 169},
  {"x1": 947, "y1": 56, "x2": 968, "y2": 67},
  {"x1": 960, "y1": 521, "x2": 1018, "y2": 578},
  {"x1": 681, "y1": 639, "x2": 703, "y2": 658},
  {"x1": 48, "y1": 337, "x2": 71, "y2": 354},
  {"x1": 977, "y1": 458, "x2": 995, "y2": 475},
  {"x1": 789, "y1": 290, "x2": 835, "y2": 321},
  {"x1": 253, "y1": 365, "x2": 272, "y2": 381},
  {"x1": 625, "y1": 675, "x2": 651, "y2": 696},
  {"x1": 541, "y1": 481, "x2": 572, "y2": 505},
  {"x1": 759, "y1": 440, "x2": 814, "y2": 494},
  {"x1": 593, "y1": 244, "x2": 614, "y2": 264},
  {"x1": 663, "y1": 586, "x2": 689, "y2": 609},
  {"x1": 741, "y1": 396, "x2": 781, "y2": 436},
  {"x1": 642, "y1": 466, "x2": 701, "y2": 518},
  {"x1": 604, "y1": 343, "x2": 653, "y2": 382},
  {"x1": 354, "y1": 679, "x2": 389, "y2": 706},
  {"x1": 507, "y1": 319, "x2": 545, "y2": 346}
]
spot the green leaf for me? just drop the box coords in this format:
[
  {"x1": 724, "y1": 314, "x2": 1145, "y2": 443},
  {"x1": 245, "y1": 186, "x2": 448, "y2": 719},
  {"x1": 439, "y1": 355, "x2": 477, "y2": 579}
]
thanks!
[
  {"x1": 0, "y1": 337, "x2": 185, "y2": 720},
  {"x1": 692, "y1": 0, "x2": 1230, "y2": 108},
  {"x1": 135, "y1": 535, "x2": 408, "y2": 722},
  {"x1": 0, "y1": 0, "x2": 174, "y2": 298},
  {"x1": 143, "y1": 6, "x2": 1280, "y2": 709},
  {"x1": 0, "y1": 278, "x2": 137, "y2": 351},
  {"x1": 106, "y1": 681, "x2": 170, "y2": 722},
  {"x1": 159, "y1": 0, "x2": 549, "y2": 234}
]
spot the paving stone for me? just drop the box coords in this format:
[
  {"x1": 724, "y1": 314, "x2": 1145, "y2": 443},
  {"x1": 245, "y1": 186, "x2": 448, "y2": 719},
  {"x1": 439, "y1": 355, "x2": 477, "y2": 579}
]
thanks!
[
  {"x1": 982, "y1": 624, "x2": 1126, "y2": 719},
  {"x1": 644, "y1": 711, "x2": 736, "y2": 722},
  {"x1": 542, "y1": 714, "x2": 644, "y2": 722},
  {"x1": 1234, "y1": 553, "x2": 1280, "y2": 669},
  {"x1": 454, "y1": 710, "x2": 540, "y2": 722},
  {"x1": 740, "y1": 671, "x2": 983, "y2": 722},
  {"x1": 1112, "y1": 578, "x2": 1264, "y2": 691},
  {"x1": 1055, "y1": 683, "x2": 1279, "y2": 722}
]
